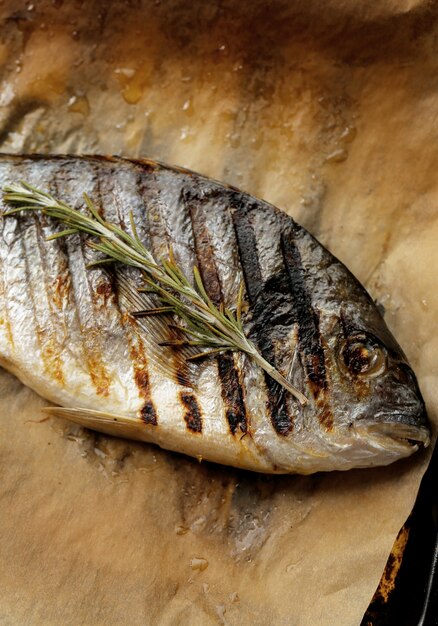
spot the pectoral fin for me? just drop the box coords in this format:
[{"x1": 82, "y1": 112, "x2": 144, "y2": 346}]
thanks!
[
  {"x1": 116, "y1": 272, "x2": 199, "y2": 387},
  {"x1": 43, "y1": 406, "x2": 150, "y2": 442}
]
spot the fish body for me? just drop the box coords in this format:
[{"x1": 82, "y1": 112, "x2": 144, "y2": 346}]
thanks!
[{"x1": 0, "y1": 154, "x2": 430, "y2": 473}]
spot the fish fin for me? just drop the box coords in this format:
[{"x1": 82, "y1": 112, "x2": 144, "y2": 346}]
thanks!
[
  {"x1": 115, "y1": 272, "x2": 200, "y2": 388},
  {"x1": 43, "y1": 406, "x2": 150, "y2": 442}
]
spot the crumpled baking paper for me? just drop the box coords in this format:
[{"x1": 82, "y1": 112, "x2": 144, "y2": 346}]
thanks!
[{"x1": 0, "y1": 1, "x2": 436, "y2": 624}]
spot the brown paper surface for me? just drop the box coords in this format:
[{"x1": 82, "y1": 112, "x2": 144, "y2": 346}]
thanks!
[{"x1": 0, "y1": 2, "x2": 437, "y2": 624}]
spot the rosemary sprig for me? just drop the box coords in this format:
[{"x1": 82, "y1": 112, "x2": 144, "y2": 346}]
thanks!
[{"x1": 2, "y1": 181, "x2": 307, "y2": 405}]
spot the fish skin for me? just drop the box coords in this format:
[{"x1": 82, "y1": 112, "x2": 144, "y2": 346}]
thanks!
[{"x1": 0, "y1": 154, "x2": 430, "y2": 474}]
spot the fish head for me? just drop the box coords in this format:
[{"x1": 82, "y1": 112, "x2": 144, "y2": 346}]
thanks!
[
  {"x1": 301, "y1": 263, "x2": 431, "y2": 470},
  {"x1": 330, "y1": 315, "x2": 428, "y2": 431},
  {"x1": 250, "y1": 226, "x2": 431, "y2": 473}
]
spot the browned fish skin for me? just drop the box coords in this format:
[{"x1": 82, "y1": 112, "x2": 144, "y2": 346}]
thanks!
[
  {"x1": 187, "y1": 190, "x2": 247, "y2": 437},
  {"x1": 0, "y1": 154, "x2": 430, "y2": 473}
]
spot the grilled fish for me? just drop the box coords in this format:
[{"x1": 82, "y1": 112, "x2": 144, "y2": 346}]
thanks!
[{"x1": 0, "y1": 154, "x2": 430, "y2": 473}]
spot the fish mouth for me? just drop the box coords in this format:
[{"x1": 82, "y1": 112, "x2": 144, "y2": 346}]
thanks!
[{"x1": 358, "y1": 420, "x2": 431, "y2": 450}]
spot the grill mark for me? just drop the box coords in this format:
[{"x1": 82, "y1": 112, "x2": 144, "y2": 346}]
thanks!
[
  {"x1": 5, "y1": 161, "x2": 68, "y2": 384},
  {"x1": 180, "y1": 392, "x2": 203, "y2": 433},
  {"x1": 34, "y1": 190, "x2": 74, "y2": 317},
  {"x1": 88, "y1": 164, "x2": 119, "y2": 310},
  {"x1": 0, "y1": 221, "x2": 14, "y2": 352},
  {"x1": 229, "y1": 196, "x2": 264, "y2": 304},
  {"x1": 140, "y1": 402, "x2": 158, "y2": 425},
  {"x1": 229, "y1": 194, "x2": 293, "y2": 436},
  {"x1": 186, "y1": 192, "x2": 247, "y2": 436},
  {"x1": 94, "y1": 162, "x2": 158, "y2": 421},
  {"x1": 216, "y1": 354, "x2": 247, "y2": 435},
  {"x1": 18, "y1": 214, "x2": 65, "y2": 385},
  {"x1": 280, "y1": 232, "x2": 327, "y2": 397},
  {"x1": 136, "y1": 172, "x2": 203, "y2": 434},
  {"x1": 129, "y1": 338, "x2": 158, "y2": 425},
  {"x1": 79, "y1": 240, "x2": 112, "y2": 396},
  {"x1": 52, "y1": 162, "x2": 112, "y2": 398},
  {"x1": 281, "y1": 230, "x2": 333, "y2": 429},
  {"x1": 136, "y1": 165, "x2": 185, "y2": 388},
  {"x1": 12, "y1": 158, "x2": 66, "y2": 386},
  {"x1": 43, "y1": 167, "x2": 98, "y2": 396},
  {"x1": 33, "y1": 216, "x2": 65, "y2": 385}
]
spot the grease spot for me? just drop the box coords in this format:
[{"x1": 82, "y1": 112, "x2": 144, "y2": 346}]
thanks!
[{"x1": 189, "y1": 557, "x2": 209, "y2": 572}]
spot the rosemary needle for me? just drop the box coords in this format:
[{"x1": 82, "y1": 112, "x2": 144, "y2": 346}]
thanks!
[{"x1": 2, "y1": 181, "x2": 308, "y2": 405}]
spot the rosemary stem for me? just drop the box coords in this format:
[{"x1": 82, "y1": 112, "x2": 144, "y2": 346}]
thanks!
[
  {"x1": 249, "y1": 348, "x2": 308, "y2": 404},
  {"x1": 2, "y1": 181, "x2": 308, "y2": 406}
]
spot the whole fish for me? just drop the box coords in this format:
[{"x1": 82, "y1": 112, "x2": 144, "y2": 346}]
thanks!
[{"x1": 0, "y1": 154, "x2": 430, "y2": 473}]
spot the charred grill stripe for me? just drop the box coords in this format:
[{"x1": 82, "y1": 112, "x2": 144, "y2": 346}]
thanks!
[
  {"x1": 19, "y1": 214, "x2": 63, "y2": 385},
  {"x1": 180, "y1": 392, "x2": 203, "y2": 433},
  {"x1": 129, "y1": 163, "x2": 199, "y2": 393},
  {"x1": 13, "y1": 160, "x2": 67, "y2": 384},
  {"x1": 136, "y1": 165, "x2": 187, "y2": 388},
  {"x1": 0, "y1": 221, "x2": 11, "y2": 351},
  {"x1": 140, "y1": 401, "x2": 158, "y2": 425},
  {"x1": 281, "y1": 231, "x2": 327, "y2": 399},
  {"x1": 32, "y1": 215, "x2": 65, "y2": 384},
  {"x1": 187, "y1": 200, "x2": 223, "y2": 301},
  {"x1": 229, "y1": 194, "x2": 293, "y2": 436},
  {"x1": 229, "y1": 196, "x2": 264, "y2": 303},
  {"x1": 128, "y1": 327, "x2": 158, "y2": 425},
  {"x1": 95, "y1": 162, "x2": 158, "y2": 423},
  {"x1": 130, "y1": 340, "x2": 157, "y2": 424},
  {"x1": 52, "y1": 160, "x2": 113, "y2": 397},
  {"x1": 217, "y1": 353, "x2": 247, "y2": 434},
  {"x1": 49, "y1": 170, "x2": 89, "y2": 365},
  {"x1": 186, "y1": 191, "x2": 247, "y2": 436},
  {"x1": 76, "y1": 208, "x2": 112, "y2": 395}
]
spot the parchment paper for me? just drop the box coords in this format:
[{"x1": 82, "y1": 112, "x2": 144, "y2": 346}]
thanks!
[{"x1": 0, "y1": 1, "x2": 437, "y2": 624}]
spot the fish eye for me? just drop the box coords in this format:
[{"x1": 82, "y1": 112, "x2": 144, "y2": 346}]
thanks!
[{"x1": 339, "y1": 334, "x2": 387, "y2": 379}]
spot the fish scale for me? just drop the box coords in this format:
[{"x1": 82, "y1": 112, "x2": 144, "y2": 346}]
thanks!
[{"x1": 0, "y1": 154, "x2": 430, "y2": 473}]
